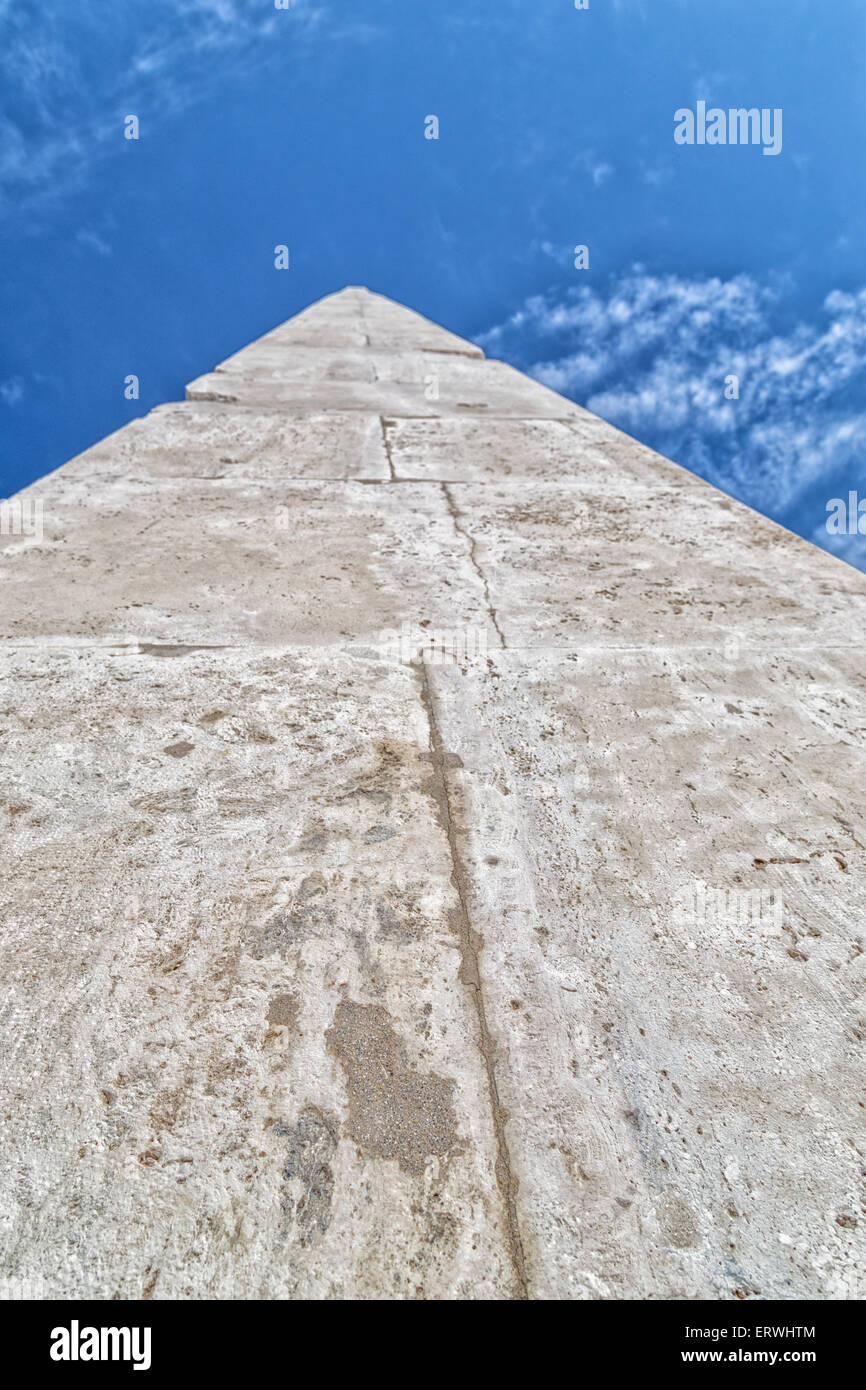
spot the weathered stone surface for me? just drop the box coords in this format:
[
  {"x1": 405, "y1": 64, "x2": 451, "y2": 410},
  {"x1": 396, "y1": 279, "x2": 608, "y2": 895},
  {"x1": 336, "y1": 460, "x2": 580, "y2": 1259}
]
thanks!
[
  {"x1": 434, "y1": 478, "x2": 866, "y2": 651},
  {"x1": 0, "y1": 476, "x2": 488, "y2": 646},
  {"x1": 0, "y1": 646, "x2": 516, "y2": 1299},
  {"x1": 247, "y1": 287, "x2": 484, "y2": 358},
  {"x1": 426, "y1": 650, "x2": 866, "y2": 1299},
  {"x1": 60, "y1": 405, "x2": 390, "y2": 482},
  {"x1": 384, "y1": 416, "x2": 611, "y2": 482},
  {"x1": 1, "y1": 287, "x2": 864, "y2": 1300},
  {"x1": 188, "y1": 355, "x2": 579, "y2": 418}
]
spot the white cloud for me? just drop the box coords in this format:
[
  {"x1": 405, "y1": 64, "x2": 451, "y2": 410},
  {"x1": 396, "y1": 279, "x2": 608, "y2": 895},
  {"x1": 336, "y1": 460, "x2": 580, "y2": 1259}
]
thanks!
[
  {"x1": 0, "y1": 1, "x2": 327, "y2": 207},
  {"x1": 568, "y1": 151, "x2": 614, "y2": 187},
  {"x1": 0, "y1": 376, "x2": 24, "y2": 406},
  {"x1": 479, "y1": 271, "x2": 866, "y2": 532},
  {"x1": 76, "y1": 228, "x2": 112, "y2": 257}
]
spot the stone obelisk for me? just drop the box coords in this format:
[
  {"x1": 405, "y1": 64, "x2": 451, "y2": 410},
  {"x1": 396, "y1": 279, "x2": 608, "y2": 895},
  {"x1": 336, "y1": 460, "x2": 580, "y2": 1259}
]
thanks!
[{"x1": 1, "y1": 288, "x2": 863, "y2": 1299}]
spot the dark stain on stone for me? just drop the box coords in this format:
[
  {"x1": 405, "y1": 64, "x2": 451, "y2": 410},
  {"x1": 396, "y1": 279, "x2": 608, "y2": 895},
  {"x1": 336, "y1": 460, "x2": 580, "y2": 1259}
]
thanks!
[
  {"x1": 149, "y1": 1083, "x2": 186, "y2": 1136},
  {"x1": 375, "y1": 900, "x2": 422, "y2": 941},
  {"x1": 242, "y1": 874, "x2": 333, "y2": 959},
  {"x1": 273, "y1": 1108, "x2": 338, "y2": 1247},
  {"x1": 267, "y1": 992, "x2": 300, "y2": 1028},
  {"x1": 425, "y1": 1205, "x2": 458, "y2": 1248},
  {"x1": 373, "y1": 738, "x2": 408, "y2": 772},
  {"x1": 247, "y1": 727, "x2": 277, "y2": 744},
  {"x1": 199, "y1": 710, "x2": 228, "y2": 725},
  {"x1": 164, "y1": 741, "x2": 195, "y2": 758},
  {"x1": 375, "y1": 902, "x2": 402, "y2": 939},
  {"x1": 364, "y1": 824, "x2": 396, "y2": 843},
  {"x1": 139, "y1": 644, "x2": 225, "y2": 658},
  {"x1": 297, "y1": 830, "x2": 327, "y2": 850},
  {"x1": 343, "y1": 787, "x2": 392, "y2": 809},
  {"x1": 326, "y1": 998, "x2": 458, "y2": 1177},
  {"x1": 660, "y1": 1195, "x2": 700, "y2": 1250},
  {"x1": 298, "y1": 872, "x2": 327, "y2": 900}
]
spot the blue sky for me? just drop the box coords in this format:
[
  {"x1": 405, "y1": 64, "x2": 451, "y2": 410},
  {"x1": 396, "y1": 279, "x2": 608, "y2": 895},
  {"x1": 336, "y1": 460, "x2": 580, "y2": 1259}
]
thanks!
[{"x1": 2, "y1": 0, "x2": 865, "y2": 567}]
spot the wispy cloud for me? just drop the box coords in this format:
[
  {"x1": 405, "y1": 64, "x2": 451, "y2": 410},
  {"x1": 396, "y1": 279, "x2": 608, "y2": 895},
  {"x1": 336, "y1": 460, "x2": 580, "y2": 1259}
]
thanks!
[
  {"x1": 0, "y1": 0, "x2": 326, "y2": 210},
  {"x1": 569, "y1": 151, "x2": 614, "y2": 187},
  {"x1": 0, "y1": 375, "x2": 24, "y2": 407},
  {"x1": 480, "y1": 272, "x2": 866, "y2": 561},
  {"x1": 75, "y1": 227, "x2": 112, "y2": 257}
]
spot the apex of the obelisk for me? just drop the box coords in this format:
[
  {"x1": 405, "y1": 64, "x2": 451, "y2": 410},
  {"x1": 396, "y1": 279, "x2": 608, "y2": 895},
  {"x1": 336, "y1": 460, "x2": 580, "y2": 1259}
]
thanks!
[{"x1": 216, "y1": 283, "x2": 487, "y2": 365}]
